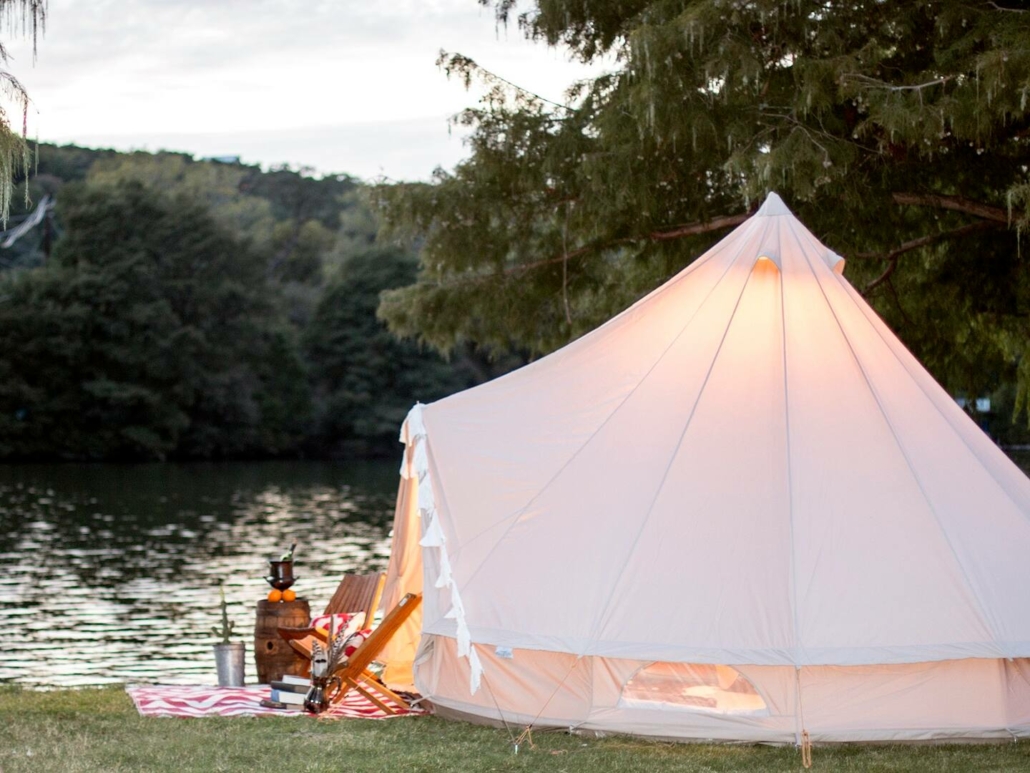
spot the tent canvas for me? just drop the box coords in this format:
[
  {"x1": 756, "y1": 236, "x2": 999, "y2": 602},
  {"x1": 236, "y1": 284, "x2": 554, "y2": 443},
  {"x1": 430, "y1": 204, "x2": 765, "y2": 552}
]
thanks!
[{"x1": 380, "y1": 192, "x2": 1030, "y2": 743}]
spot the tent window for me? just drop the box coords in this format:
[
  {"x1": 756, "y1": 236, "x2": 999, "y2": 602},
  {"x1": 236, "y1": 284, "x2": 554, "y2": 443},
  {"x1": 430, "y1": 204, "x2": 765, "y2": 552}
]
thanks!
[{"x1": 618, "y1": 662, "x2": 769, "y2": 716}]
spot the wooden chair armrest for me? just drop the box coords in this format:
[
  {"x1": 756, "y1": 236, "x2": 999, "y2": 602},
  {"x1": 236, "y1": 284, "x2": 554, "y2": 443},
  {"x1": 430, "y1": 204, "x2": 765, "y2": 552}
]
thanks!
[{"x1": 278, "y1": 625, "x2": 325, "y2": 642}]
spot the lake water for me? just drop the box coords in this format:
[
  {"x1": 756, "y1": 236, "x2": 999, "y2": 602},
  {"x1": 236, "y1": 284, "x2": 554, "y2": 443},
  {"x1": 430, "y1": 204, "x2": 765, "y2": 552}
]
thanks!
[{"x1": 0, "y1": 461, "x2": 399, "y2": 688}]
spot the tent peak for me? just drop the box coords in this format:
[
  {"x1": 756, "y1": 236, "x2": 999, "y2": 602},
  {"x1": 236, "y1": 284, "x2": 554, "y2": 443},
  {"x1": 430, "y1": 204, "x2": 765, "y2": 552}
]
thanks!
[{"x1": 755, "y1": 192, "x2": 792, "y2": 217}]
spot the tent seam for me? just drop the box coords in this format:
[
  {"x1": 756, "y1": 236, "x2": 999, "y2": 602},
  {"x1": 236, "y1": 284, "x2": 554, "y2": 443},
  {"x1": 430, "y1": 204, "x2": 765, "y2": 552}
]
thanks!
[
  {"x1": 836, "y1": 278, "x2": 1030, "y2": 525},
  {"x1": 584, "y1": 216, "x2": 761, "y2": 342},
  {"x1": 776, "y1": 219, "x2": 802, "y2": 667},
  {"x1": 776, "y1": 220, "x2": 806, "y2": 748},
  {"x1": 789, "y1": 226, "x2": 1006, "y2": 650},
  {"x1": 436, "y1": 219, "x2": 758, "y2": 411},
  {"x1": 451, "y1": 221, "x2": 771, "y2": 588},
  {"x1": 582, "y1": 245, "x2": 763, "y2": 647}
]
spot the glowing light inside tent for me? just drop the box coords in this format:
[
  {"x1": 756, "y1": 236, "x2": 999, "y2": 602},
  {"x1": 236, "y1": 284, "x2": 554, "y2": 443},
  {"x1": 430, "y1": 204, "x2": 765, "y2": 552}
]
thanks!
[{"x1": 619, "y1": 662, "x2": 769, "y2": 716}]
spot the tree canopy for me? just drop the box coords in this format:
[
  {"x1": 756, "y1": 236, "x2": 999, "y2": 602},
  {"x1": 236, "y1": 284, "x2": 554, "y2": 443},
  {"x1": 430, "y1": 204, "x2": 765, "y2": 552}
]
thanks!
[
  {"x1": 305, "y1": 245, "x2": 474, "y2": 457},
  {"x1": 375, "y1": 0, "x2": 1030, "y2": 415},
  {"x1": 0, "y1": 179, "x2": 310, "y2": 460},
  {"x1": 0, "y1": 145, "x2": 491, "y2": 461}
]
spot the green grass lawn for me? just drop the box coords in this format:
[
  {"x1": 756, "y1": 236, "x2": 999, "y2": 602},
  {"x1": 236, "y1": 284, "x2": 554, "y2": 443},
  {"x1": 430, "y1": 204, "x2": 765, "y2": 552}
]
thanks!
[{"x1": 1, "y1": 686, "x2": 1028, "y2": 773}]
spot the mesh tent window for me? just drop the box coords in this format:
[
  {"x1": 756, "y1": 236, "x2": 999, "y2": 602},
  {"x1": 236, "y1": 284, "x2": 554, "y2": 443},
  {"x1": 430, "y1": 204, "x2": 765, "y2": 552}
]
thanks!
[{"x1": 618, "y1": 662, "x2": 769, "y2": 716}]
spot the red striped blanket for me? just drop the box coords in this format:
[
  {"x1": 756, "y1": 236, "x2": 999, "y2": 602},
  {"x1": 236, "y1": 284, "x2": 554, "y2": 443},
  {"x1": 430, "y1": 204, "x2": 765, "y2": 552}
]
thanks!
[{"x1": 126, "y1": 685, "x2": 426, "y2": 719}]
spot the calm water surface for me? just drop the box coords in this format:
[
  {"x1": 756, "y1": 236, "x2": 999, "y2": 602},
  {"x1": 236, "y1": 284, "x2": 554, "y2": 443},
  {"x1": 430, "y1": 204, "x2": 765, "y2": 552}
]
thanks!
[{"x1": 0, "y1": 461, "x2": 398, "y2": 688}]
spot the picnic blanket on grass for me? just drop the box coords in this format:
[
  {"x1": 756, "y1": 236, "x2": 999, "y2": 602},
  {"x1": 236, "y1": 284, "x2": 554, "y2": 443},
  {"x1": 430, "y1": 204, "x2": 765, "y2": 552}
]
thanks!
[{"x1": 126, "y1": 685, "x2": 427, "y2": 719}]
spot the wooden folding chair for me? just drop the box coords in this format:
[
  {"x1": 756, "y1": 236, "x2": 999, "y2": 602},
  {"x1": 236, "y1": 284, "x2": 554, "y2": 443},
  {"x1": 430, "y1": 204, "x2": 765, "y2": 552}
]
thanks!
[
  {"x1": 330, "y1": 592, "x2": 422, "y2": 714},
  {"x1": 278, "y1": 572, "x2": 386, "y2": 659}
]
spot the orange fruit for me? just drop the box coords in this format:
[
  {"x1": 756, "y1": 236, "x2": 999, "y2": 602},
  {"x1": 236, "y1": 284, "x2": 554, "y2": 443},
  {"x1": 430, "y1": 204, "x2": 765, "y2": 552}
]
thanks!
[
  {"x1": 282, "y1": 589, "x2": 296, "y2": 602},
  {"x1": 267, "y1": 589, "x2": 283, "y2": 603}
]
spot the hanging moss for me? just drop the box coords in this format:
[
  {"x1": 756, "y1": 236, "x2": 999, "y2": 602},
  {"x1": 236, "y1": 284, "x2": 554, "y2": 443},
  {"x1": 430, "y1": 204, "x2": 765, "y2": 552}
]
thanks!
[{"x1": 0, "y1": 1, "x2": 47, "y2": 224}]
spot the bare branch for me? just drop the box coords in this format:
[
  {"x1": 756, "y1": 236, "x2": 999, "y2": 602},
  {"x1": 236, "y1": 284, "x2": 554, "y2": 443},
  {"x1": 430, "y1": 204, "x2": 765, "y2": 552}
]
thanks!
[
  {"x1": 860, "y1": 221, "x2": 1002, "y2": 295},
  {"x1": 508, "y1": 211, "x2": 750, "y2": 275},
  {"x1": 437, "y1": 50, "x2": 572, "y2": 112},
  {"x1": 884, "y1": 276, "x2": 915, "y2": 328},
  {"x1": 863, "y1": 256, "x2": 899, "y2": 295},
  {"x1": 507, "y1": 240, "x2": 605, "y2": 275},
  {"x1": 841, "y1": 73, "x2": 954, "y2": 92},
  {"x1": 987, "y1": 2, "x2": 1027, "y2": 12},
  {"x1": 892, "y1": 192, "x2": 1010, "y2": 223},
  {"x1": 648, "y1": 213, "x2": 750, "y2": 241},
  {"x1": 417, "y1": 209, "x2": 753, "y2": 293}
]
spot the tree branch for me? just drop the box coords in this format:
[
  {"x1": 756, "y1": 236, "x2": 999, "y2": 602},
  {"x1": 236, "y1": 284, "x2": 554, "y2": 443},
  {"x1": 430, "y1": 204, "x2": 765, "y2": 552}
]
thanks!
[
  {"x1": 862, "y1": 256, "x2": 900, "y2": 295},
  {"x1": 415, "y1": 211, "x2": 749, "y2": 292},
  {"x1": 841, "y1": 73, "x2": 953, "y2": 92},
  {"x1": 462, "y1": 195, "x2": 1004, "y2": 292},
  {"x1": 987, "y1": 2, "x2": 1027, "y2": 12},
  {"x1": 437, "y1": 51, "x2": 573, "y2": 112},
  {"x1": 860, "y1": 220, "x2": 1002, "y2": 295},
  {"x1": 508, "y1": 212, "x2": 749, "y2": 274},
  {"x1": 509, "y1": 240, "x2": 608, "y2": 274},
  {"x1": 647, "y1": 213, "x2": 750, "y2": 241},
  {"x1": 884, "y1": 276, "x2": 915, "y2": 329},
  {"x1": 892, "y1": 192, "x2": 1009, "y2": 223}
]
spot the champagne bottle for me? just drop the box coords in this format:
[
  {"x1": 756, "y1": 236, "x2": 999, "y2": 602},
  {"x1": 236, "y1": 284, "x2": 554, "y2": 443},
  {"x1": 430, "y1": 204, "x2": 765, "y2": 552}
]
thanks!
[{"x1": 281, "y1": 542, "x2": 297, "y2": 562}]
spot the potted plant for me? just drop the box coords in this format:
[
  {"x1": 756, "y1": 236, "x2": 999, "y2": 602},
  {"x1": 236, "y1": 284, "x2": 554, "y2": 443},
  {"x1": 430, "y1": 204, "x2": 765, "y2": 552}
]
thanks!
[{"x1": 212, "y1": 584, "x2": 245, "y2": 687}]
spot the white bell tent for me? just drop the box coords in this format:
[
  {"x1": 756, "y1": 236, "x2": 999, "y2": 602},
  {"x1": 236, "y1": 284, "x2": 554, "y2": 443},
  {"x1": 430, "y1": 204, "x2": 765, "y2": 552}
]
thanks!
[{"x1": 379, "y1": 192, "x2": 1030, "y2": 743}]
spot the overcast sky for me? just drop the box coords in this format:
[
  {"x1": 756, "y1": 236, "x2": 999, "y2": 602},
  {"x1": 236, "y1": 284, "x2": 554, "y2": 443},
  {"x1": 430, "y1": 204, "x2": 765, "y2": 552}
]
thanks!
[{"x1": 3, "y1": 0, "x2": 603, "y2": 181}]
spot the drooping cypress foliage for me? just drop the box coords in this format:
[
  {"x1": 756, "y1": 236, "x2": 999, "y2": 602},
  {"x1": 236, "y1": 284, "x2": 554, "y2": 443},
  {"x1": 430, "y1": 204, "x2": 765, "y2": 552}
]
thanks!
[
  {"x1": 375, "y1": 1, "x2": 1030, "y2": 411},
  {"x1": 0, "y1": 0, "x2": 47, "y2": 224}
]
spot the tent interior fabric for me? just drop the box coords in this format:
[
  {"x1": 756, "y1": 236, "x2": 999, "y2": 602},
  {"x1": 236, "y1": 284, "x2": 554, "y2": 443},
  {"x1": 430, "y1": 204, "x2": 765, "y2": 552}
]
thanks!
[{"x1": 379, "y1": 192, "x2": 1030, "y2": 743}]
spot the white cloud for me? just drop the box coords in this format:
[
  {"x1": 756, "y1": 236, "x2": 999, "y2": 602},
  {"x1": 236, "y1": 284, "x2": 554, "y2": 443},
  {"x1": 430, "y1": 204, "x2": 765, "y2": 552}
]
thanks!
[{"x1": 1, "y1": 0, "x2": 606, "y2": 180}]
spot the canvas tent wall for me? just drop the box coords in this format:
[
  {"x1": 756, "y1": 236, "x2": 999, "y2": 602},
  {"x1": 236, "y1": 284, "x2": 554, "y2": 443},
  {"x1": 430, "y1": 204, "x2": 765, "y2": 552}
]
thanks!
[{"x1": 380, "y1": 193, "x2": 1030, "y2": 743}]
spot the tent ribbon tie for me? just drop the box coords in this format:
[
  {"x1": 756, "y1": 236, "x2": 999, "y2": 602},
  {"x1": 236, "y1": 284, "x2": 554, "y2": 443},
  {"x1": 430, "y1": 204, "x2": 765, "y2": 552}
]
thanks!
[{"x1": 402, "y1": 403, "x2": 484, "y2": 695}]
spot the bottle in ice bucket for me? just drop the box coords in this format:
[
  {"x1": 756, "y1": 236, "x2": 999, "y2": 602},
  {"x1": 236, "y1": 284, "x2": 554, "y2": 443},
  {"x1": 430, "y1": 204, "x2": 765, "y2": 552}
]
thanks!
[{"x1": 267, "y1": 542, "x2": 297, "y2": 591}]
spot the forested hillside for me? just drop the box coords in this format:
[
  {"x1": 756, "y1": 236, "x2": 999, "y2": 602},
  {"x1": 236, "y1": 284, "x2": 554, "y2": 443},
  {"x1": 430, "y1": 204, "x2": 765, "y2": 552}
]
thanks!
[{"x1": 0, "y1": 144, "x2": 502, "y2": 461}]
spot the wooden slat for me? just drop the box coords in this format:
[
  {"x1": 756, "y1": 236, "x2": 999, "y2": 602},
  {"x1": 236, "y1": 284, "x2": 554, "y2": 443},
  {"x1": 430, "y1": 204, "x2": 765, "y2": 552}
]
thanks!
[
  {"x1": 324, "y1": 572, "x2": 386, "y2": 621},
  {"x1": 278, "y1": 572, "x2": 385, "y2": 649}
]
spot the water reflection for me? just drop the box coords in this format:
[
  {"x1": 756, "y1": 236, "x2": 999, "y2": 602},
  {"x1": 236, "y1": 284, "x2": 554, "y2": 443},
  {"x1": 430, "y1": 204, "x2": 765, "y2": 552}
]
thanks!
[{"x1": 0, "y1": 461, "x2": 398, "y2": 687}]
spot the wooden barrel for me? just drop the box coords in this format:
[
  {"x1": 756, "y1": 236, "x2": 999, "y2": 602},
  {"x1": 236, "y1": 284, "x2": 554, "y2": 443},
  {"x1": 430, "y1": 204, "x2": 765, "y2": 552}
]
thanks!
[{"x1": 254, "y1": 598, "x2": 311, "y2": 684}]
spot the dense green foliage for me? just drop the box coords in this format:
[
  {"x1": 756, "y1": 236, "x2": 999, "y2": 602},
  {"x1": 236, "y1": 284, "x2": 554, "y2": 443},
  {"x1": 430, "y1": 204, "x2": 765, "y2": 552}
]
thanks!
[
  {"x1": 305, "y1": 246, "x2": 474, "y2": 457},
  {"x1": 0, "y1": 145, "x2": 485, "y2": 461},
  {"x1": 3, "y1": 686, "x2": 1029, "y2": 773},
  {"x1": 0, "y1": 181, "x2": 309, "y2": 459},
  {"x1": 375, "y1": 0, "x2": 1030, "y2": 425}
]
